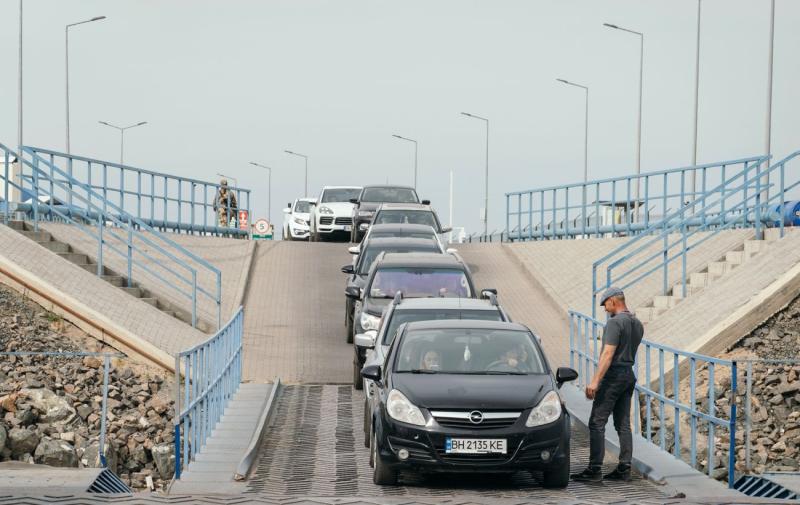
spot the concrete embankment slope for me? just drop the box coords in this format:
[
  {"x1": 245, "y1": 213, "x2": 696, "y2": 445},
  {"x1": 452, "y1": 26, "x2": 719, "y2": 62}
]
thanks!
[
  {"x1": 40, "y1": 223, "x2": 255, "y2": 326},
  {"x1": 646, "y1": 229, "x2": 800, "y2": 357},
  {"x1": 0, "y1": 224, "x2": 205, "y2": 370},
  {"x1": 503, "y1": 230, "x2": 753, "y2": 315}
]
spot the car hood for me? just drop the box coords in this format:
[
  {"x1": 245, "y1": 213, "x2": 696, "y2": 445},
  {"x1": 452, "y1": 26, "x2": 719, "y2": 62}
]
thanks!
[
  {"x1": 357, "y1": 202, "x2": 381, "y2": 213},
  {"x1": 318, "y1": 201, "x2": 354, "y2": 215},
  {"x1": 392, "y1": 373, "x2": 553, "y2": 410},
  {"x1": 292, "y1": 212, "x2": 310, "y2": 221}
]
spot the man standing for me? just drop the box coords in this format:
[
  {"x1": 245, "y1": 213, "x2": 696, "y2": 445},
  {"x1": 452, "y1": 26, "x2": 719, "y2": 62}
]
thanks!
[
  {"x1": 571, "y1": 286, "x2": 644, "y2": 483},
  {"x1": 213, "y1": 179, "x2": 238, "y2": 227}
]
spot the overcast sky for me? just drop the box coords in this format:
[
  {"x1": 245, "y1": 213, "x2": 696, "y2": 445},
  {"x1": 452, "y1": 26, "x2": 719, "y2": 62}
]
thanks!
[{"x1": 0, "y1": 0, "x2": 797, "y2": 233}]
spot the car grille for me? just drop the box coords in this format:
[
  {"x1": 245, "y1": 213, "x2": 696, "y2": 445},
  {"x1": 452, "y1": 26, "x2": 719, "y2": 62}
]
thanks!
[
  {"x1": 335, "y1": 217, "x2": 353, "y2": 225},
  {"x1": 319, "y1": 216, "x2": 333, "y2": 225},
  {"x1": 435, "y1": 450, "x2": 512, "y2": 465},
  {"x1": 431, "y1": 411, "x2": 521, "y2": 431}
]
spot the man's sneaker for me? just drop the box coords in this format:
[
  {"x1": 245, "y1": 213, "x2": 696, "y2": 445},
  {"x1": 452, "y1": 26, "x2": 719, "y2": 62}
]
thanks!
[
  {"x1": 570, "y1": 467, "x2": 602, "y2": 482},
  {"x1": 604, "y1": 466, "x2": 632, "y2": 482}
]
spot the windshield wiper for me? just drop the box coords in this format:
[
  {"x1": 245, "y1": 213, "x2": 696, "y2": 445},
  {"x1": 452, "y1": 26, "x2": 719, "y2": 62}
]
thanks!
[
  {"x1": 405, "y1": 369, "x2": 438, "y2": 374},
  {"x1": 454, "y1": 371, "x2": 528, "y2": 375}
]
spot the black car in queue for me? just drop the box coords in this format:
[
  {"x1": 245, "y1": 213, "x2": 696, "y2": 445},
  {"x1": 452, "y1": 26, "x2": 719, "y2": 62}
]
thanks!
[
  {"x1": 350, "y1": 185, "x2": 421, "y2": 242},
  {"x1": 361, "y1": 320, "x2": 579, "y2": 487},
  {"x1": 347, "y1": 252, "x2": 478, "y2": 385},
  {"x1": 357, "y1": 295, "x2": 510, "y2": 416},
  {"x1": 341, "y1": 236, "x2": 445, "y2": 345}
]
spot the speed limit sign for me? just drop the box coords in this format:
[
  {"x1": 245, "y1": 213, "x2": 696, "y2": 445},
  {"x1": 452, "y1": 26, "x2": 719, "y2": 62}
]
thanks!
[{"x1": 254, "y1": 219, "x2": 270, "y2": 234}]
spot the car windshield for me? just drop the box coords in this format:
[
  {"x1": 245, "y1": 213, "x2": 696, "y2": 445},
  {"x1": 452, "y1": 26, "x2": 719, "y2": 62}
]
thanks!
[
  {"x1": 358, "y1": 245, "x2": 440, "y2": 275},
  {"x1": 374, "y1": 210, "x2": 438, "y2": 229},
  {"x1": 294, "y1": 201, "x2": 312, "y2": 213},
  {"x1": 321, "y1": 188, "x2": 361, "y2": 203},
  {"x1": 361, "y1": 187, "x2": 418, "y2": 203},
  {"x1": 395, "y1": 328, "x2": 545, "y2": 374},
  {"x1": 369, "y1": 268, "x2": 471, "y2": 299},
  {"x1": 382, "y1": 309, "x2": 503, "y2": 345}
]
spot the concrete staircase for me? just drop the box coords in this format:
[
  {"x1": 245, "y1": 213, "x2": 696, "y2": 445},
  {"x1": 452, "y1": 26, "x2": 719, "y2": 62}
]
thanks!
[
  {"x1": 6, "y1": 220, "x2": 213, "y2": 333},
  {"x1": 635, "y1": 228, "x2": 794, "y2": 324}
]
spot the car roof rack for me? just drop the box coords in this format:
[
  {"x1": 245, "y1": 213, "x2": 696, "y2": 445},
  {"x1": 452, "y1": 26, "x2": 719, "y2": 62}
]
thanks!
[
  {"x1": 393, "y1": 291, "x2": 403, "y2": 305},
  {"x1": 489, "y1": 292, "x2": 498, "y2": 306}
]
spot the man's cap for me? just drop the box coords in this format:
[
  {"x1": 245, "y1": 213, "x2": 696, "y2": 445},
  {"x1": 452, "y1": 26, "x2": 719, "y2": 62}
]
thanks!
[
  {"x1": 599, "y1": 286, "x2": 624, "y2": 305},
  {"x1": 220, "y1": 179, "x2": 228, "y2": 186}
]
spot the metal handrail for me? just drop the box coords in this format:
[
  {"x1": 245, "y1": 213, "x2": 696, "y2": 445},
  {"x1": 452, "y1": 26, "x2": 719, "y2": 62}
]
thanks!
[
  {"x1": 1, "y1": 143, "x2": 223, "y2": 328},
  {"x1": 505, "y1": 155, "x2": 765, "y2": 241},
  {"x1": 173, "y1": 307, "x2": 243, "y2": 479},
  {"x1": 24, "y1": 145, "x2": 251, "y2": 237},
  {"x1": 591, "y1": 152, "x2": 800, "y2": 318},
  {"x1": 568, "y1": 310, "x2": 738, "y2": 488}
]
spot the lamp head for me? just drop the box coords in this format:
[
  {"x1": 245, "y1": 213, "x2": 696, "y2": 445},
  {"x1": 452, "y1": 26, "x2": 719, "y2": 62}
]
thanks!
[
  {"x1": 91, "y1": 16, "x2": 107, "y2": 21},
  {"x1": 603, "y1": 23, "x2": 619, "y2": 29}
]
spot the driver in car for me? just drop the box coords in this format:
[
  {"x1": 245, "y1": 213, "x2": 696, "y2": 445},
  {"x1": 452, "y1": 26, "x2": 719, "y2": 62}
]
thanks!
[
  {"x1": 489, "y1": 346, "x2": 530, "y2": 372},
  {"x1": 420, "y1": 350, "x2": 442, "y2": 371}
]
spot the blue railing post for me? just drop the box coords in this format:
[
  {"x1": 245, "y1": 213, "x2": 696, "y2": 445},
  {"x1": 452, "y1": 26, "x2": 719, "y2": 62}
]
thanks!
[
  {"x1": 97, "y1": 213, "x2": 104, "y2": 276},
  {"x1": 729, "y1": 361, "x2": 738, "y2": 489},
  {"x1": 127, "y1": 217, "x2": 133, "y2": 287},
  {"x1": 32, "y1": 154, "x2": 39, "y2": 231}
]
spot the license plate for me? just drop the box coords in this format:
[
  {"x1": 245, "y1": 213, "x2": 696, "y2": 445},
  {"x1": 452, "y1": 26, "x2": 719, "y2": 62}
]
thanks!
[
  {"x1": 445, "y1": 438, "x2": 507, "y2": 454},
  {"x1": 343, "y1": 225, "x2": 352, "y2": 231}
]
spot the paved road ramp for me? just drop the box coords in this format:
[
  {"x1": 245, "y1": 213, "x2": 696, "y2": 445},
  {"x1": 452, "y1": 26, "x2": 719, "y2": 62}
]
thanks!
[
  {"x1": 243, "y1": 241, "x2": 352, "y2": 383},
  {"x1": 245, "y1": 385, "x2": 666, "y2": 501}
]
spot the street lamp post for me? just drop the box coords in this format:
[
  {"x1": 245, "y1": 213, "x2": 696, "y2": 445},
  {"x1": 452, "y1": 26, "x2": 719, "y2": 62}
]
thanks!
[
  {"x1": 556, "y1": 78, "x2": 590, "y2": 212},
  {"x1": 16, "y1": 0, "x2": 22, "y2": 205},
  {"x1": 66, "y1": 15, "x2": 106, "y2": 154},
  {"x1": 249, "y1": 162, "x2": 273, "y2": 223},
  {"x1": 460, "y1": 112, "x2": 489, "y2": 237},
  {"x1": 691, "y1": 0, "x2": 702, "y2": 204},
  {"x1": 762, "y1": 0, "x2": 776, "y2": 202},
  {"x1": 604, "y1": 22, "x2": 644, "y2": 221},
  {"x1": 391, "y1": 134, "x2": 418, "y2": 189},
  {"x1": 98, "y1": 121, "x2": 147, "y2": 165},
  {"x1": 284, "y1": 150, "x2": 309, "y2": 197}
]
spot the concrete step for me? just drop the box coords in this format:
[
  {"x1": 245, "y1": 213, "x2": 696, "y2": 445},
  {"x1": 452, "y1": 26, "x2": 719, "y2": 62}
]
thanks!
[
  {"x1": 7, "y1": 220, "x2": 26, "y2": 230},
  {"x1": 763, "y1": 227, "x2": 798, "y2": 242},
  {"x1": 101, "y1": 275, "x2": 125, "y2": 287},
  {"x1": 57, "y1": 252, "x2": 89, "y2": 264},
  {"x1": 38, "y1": 241, "x2": 70, "y2": 253},
  {"x1": 689, "y1": 272, "x2": 710, "y2": 289},
  {"x1": 635, "y1": 306, "x2": 664, "y2": 324},
  {"x1": 139, "y1": 297, "x2": 158, "y2": 307},
  {"x1": 708, "y1": 261, "x2": 736, "y2": 279},
  {"x1": 724, "y1": 250, "x2": 751, "y2": 265},
  {"x1": 670, "y1": 282, "x2": 703, "y2": 299},
  {"x1": 744, "y1": 239, "x2": 765, "y2": 255},
  {"x1": 120, "y1": 287, "x2": 143, "y2": 298},
  {"x1": 78, "y1": 263, "x2": 102, "y2": 274},
  {"x1": 20, "y1": 230, "x2": 52, "y2": 242},
  {"x1": 652, "y1": 295, "x2": 679, "y2": 310}
]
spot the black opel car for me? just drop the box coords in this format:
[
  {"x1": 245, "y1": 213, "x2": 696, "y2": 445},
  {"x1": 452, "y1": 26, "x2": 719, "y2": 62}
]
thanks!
[{"x1": 361, "y1": 319, "x2": 578, "y2": 487}]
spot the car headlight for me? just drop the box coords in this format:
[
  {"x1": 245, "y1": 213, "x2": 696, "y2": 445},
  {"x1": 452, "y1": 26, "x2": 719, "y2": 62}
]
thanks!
[
  {"x1": 525, "y1": 390, "x2": 562, "y2": 427},
  {"x1": 387, "y1": 389, "x2": 426, "y2": 426},
  {"x1": 319, "y1": 206, "x2": 334, "y2": 214},
  {"x1": 360, "y1": 312, "x2": 381, "y2": 331},
  {"x1": 293, "y1": 217, "x2": 307, "y2": 225},
  {"x1": 358, "y1": 210, "x2": 374, "y2": 217}
]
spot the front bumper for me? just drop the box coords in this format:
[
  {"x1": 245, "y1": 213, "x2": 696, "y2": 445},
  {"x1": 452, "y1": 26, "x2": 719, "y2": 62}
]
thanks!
[{"x1": 374, "y1": 408, "x2": 569, "y2": 473}]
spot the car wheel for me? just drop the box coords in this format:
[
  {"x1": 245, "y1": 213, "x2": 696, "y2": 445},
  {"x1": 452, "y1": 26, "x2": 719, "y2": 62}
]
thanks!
[
  {"x1": 353, "y1": 359, "x2": 364, "y2": 390},
  {"x1": 347, "y1": 321, "x2": 354, "y2": 344},
  {"x1": 372, "y1": 429, "x2": 397, "y2": 485},
  {"x1": 346, "y1": 300, "x2": 354, "y2": 332},
  {"x1": 542, "y1": 440, "x2": 570, "y2": 489}
]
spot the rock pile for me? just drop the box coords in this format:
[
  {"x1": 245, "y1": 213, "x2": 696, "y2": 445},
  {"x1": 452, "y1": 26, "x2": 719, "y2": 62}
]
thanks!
[{"x1": 0, "y1": 283, "x2": 176, "y2": 490}]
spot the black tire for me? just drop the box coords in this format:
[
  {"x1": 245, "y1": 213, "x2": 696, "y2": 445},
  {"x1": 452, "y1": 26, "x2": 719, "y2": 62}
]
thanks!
[
  {"x1": 542, "y1": 441, "x2": 570, "y2": 489},
  {"x1": 353, "y1": 359, "x2": 363, "y2": 390},
  {"x1": 363, "y1": 398, "x2": 371, "y2": 448},
  {"x1": 347, "y1": 316, "x2": 354, "y2": 344},
  {"x1": 372, "y1": 429, "x2": 397, "y2": 485},
  {"x1": 346, "y1": 300, "x2": 354, "y2": 334}
]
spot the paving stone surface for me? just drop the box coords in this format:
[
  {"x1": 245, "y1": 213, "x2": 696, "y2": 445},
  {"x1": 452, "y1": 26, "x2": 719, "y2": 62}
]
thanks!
[{"x1": 0, "y1": 222, "x2": 206, "y2": 356}]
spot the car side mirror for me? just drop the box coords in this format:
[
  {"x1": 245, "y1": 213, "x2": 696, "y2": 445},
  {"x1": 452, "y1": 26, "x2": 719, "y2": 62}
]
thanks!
[
  {"x1": 349, "y1": 198, "x2": 359, "y2": 204},
  {"x1": 480, "y1": 288, "x2": 498, "y2": 299},
  {"x1": 556, "y1": 367, "x2": 579, "y2": 388},
  {"x1": 445, "y1": 248, "x2": 458, "y2": 254},
  {"x1": 361, "y1": 364, "x2": 382, "y2": 383},
  {"x1": 341, "y1": 264, "x2": 355, "y2": 275},
  {"x1": 345, "y1": 285, "x2": 361, "y2": 299},
  {"x1": 421, "y1": 199, "x2": 431, "y2": 205},
  {"x1": 348, "y1": 246, "x2": 360, "y2": 255},
  {"x1": 355, "y1": 330, "x2": 377, "y2": 349},
  {"x1": 440, "y1": 226, "x2": 452, "y2": 234},
  {"x1": 283, "y1": 208, "x2": 291, "y2": 214}
]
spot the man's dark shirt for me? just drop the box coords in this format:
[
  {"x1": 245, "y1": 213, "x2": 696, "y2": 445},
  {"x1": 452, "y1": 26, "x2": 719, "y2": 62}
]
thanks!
[{"x1": 601, "y1": 311, "x2": 644, "y2": 367}]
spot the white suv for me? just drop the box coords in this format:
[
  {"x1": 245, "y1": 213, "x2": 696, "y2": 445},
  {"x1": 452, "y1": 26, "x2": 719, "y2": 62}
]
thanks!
[
  {"x1": 309, "y1": 186, "x2": 362, "y2": 242},
  {"x1": 282, "y1": 198, "x2": 315, "y2": 240}
]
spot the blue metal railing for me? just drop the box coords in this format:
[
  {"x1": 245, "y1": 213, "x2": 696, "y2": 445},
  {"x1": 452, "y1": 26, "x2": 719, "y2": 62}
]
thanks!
[
  {"x1": 505, "y1": 156, "x2": 765, "y2": 241},
  {"x1": 173, "y1": 307, "x2": 243, "y2": 479},
  {"x1": 591, "y1": 152, "x2": 800, "y2": 318},
  {"x1": 3, "y1": 145, "x2": 250, "y2": 237},
  {"x1": 568, "y1": 310, "x2": 739, "y2": 488},
  {"x1": 0, "y1": 143, "x2": 223, "y2": 329}
]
